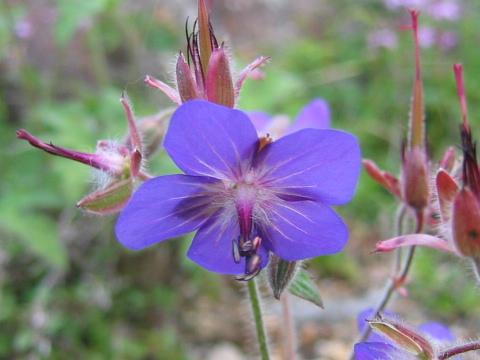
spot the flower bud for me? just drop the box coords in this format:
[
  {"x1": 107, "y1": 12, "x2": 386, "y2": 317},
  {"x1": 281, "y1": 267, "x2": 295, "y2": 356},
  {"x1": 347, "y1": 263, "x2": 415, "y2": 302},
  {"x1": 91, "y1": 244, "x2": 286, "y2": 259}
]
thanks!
[
  {"x1": 176, "y1": 51, "x2": 202, "y2": 103},
  {"x1": 402, "y1": 146, "x2": 429, "y2": 210},
  {"x1": 436, "y1": 169, "x2": 459, "y2": 224},
  {"x1": 438, "y1": 146, "x2": 456, "y2": 172},
  {"x1": 206, "y1": 45, "x2": 235, "y2": 108},
  {"x1": 368, "y1": 314, "x2": 435, "y2": 359},
  {"x1": 77, "y1": 178, "x2": 134, "y2": 214},
  {"x1": 452, "y1": 188, "x2": 480, "y2": 258}
]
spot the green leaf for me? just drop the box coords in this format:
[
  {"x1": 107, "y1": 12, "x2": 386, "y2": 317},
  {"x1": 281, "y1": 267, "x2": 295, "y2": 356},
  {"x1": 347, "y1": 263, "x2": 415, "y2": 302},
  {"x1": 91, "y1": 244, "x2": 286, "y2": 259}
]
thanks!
[
  {"x1": 0, "y1": 208, "x2": 68, "y2": 269},
  {"x1": 288, "y1": 269, "x2": 324, "y2": 308}
]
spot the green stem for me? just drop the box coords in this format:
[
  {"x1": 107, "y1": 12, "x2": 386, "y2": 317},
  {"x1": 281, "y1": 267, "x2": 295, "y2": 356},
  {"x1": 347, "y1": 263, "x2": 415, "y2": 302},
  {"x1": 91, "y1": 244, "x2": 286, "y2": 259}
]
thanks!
[
  {"x1": 347, "y1": 206, "x2": 421, "y2": 360},
  {"x1": 281, "y1": 293, "x2": 297, "y2": 360},
  {"x1": 247, "y1": 278, "x2": 270, "y2": 360}
]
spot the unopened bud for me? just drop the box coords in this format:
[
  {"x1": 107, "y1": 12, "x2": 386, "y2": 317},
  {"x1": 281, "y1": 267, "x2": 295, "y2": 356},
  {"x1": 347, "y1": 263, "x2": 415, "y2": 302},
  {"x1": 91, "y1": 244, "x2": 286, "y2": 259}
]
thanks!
[
  {"x1": 438, "y1": 146, "x2": 456, "y2": 172},
  {"x1": 452, "y1": 188, "x2": 480, "y2": 257},
  {"x1": 77, "y1": 178, "x2": 134, "y2": 214},
  {"x1": 176, "y1": 51, "x2": 202, "y2": 102},
  {"x1": 206, "y1": 45, "x2": 234, "y2": 108},
  {"x1": 436, "y1": 169, "x2": 459, "y2": 224},
  {"x1": 402, "y1": 146, "x2": 429, "y2": 210},
  {"x1": 368, "y1": 314, "x2": 435, "y2": 359}
]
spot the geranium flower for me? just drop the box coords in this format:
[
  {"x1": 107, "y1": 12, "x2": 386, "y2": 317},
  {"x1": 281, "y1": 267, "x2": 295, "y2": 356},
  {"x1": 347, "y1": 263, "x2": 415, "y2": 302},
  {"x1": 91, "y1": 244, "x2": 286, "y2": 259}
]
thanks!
[
  {"x1": 115, "y1": 100, "x2": 360, "y2": 278},
  {"x1": 355, "y1": 308, "x2": 457, "y2": 360},
  {"x1": 248, "y1": 98, "x2": 331, "y2": 140}
]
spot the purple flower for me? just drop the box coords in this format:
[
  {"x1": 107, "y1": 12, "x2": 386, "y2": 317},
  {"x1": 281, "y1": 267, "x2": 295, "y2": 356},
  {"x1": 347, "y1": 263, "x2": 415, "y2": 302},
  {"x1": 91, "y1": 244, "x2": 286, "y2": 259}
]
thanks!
[
  {"x1": 115, "y1": 100, "x2": 360, "y2": 278},
  {"x1": 248, "y1": 98, "x2": 331, "y2": 139},
  {"x1": 355, "y1": 308, "x2": 457, "y2": 360}
]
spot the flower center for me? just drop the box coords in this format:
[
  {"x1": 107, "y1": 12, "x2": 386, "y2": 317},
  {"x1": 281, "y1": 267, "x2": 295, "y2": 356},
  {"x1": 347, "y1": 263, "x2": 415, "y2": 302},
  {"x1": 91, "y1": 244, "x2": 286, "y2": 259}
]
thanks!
[{"x1": 232, "y1": 181, "x2": 263, "y2": 281}]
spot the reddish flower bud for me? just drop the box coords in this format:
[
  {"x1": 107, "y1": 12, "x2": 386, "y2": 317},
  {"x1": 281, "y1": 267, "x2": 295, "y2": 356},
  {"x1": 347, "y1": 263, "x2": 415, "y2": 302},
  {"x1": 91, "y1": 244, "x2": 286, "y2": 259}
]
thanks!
[
  {"x1": 452, "y1": 188, "x2": 480, "y2": 258},
  {"x1": 436, "y1": 169, "x2": 459, "y2": 224},
  {"x1": 206, "y1": 45, "x2": 235, "y2": 108},
  {"x1": 176, "y1": 51, "x2": 202, "y2": 103},
  {"x1": 438, "y1": 146, "x2": 456, "y2": 172},
  {"x1": 458, "y1": 99, "x2": 480, "y2": 198},
  {"x1": 145, "y1": 1, "x2": 268, "y2": 107},
  {"x1": 401, "y1": 146, "x2": 429, "y2": 210}
]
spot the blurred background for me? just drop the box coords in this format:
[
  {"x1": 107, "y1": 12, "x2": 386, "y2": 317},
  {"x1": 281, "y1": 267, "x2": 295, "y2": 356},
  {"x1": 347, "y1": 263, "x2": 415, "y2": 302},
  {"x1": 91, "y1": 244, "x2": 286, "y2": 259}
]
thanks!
[{"x1": 2, "y1": 0, "x2": 480, "y2": 359}]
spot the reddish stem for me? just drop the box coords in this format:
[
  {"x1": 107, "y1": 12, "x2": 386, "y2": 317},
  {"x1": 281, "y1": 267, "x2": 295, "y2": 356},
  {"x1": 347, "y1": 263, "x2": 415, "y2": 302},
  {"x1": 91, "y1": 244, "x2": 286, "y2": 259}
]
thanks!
[{"x1": 438, "y1": 342, "x2": 480, "y2": 360}]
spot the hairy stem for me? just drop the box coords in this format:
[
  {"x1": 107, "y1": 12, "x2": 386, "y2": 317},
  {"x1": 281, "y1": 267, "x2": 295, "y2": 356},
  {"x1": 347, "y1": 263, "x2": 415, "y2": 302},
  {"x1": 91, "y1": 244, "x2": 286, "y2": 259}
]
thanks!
[
  {"x1": 282, "y1": 293, "x2": 297, "y2": 360},
  {"x1": 248, "y1": 278, "x2": 270, "y2": 360},
  {"x1": 347, "y1": 207, "x2": 421, "y2": 360},
  {"x1": 438, "y1": 342, "x2": 480, "y2": 359}
]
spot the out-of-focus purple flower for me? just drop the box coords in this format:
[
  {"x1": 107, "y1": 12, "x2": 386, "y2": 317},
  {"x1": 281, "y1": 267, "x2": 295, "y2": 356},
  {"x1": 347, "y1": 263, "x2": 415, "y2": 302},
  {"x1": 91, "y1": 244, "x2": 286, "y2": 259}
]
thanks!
[
  {"x1": 428, "y1": 0, "x2": 461, "y2": 21},
  {"x1": 248, "y1": 98, "x2": 331, "y2": 140},
  {"x1": 384, "y1": 0, "x2": 461, "y2": 22},
  {"x1": 439, "y1": 31, "x2": 459, "y2": 51},
  {"x1": 367, "y1": 29, "x2": 399, "y2": 51},
  {"x1": 355, "y1": 308, "x2": 457, "y2": 360},
  {"x1": 418, "y1": 25, "x2": 437, "y2": 48},
  {"x1": 115, "y1": 100, "x2": 360, "y2": 278},
  {"x1": 14, "y1": 19, "x2": 34, "y2": 39},
  {"x1": 384, "y1": 0, "x2": 427, "y2": 10}
]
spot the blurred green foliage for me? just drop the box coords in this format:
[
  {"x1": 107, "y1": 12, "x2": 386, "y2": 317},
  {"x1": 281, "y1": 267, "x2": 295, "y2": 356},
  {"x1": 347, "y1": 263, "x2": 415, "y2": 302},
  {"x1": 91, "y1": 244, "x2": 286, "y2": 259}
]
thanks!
[{"x1": 1, "y1": 0, "x2": 480, "y2": 358}]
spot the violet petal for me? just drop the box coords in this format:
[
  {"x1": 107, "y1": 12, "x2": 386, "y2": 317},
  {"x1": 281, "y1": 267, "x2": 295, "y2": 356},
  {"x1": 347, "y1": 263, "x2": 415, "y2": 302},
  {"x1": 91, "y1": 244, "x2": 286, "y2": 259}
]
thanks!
[
  {"x1": 285, "y1": 98, "x2": 330, "y2": 135},
  {"x1": 354, "y1": 342, "x2": 413, "y2": 360},
  {"x1": 164, "y1": 100, "x2": 259, "y2": 180},
  {"x1": 187, "y1": 211, "x2": 270, "y2": 274},
  {"x1": 255, "y1": 128, "x2": 361, "y2": 205},
  {"x1": 263, "y1": 200, "x2": 348, "y2": 260},
  {"x1": 115, "y1": 174, "x2": 220, "y2": 250},
  {"x1": 419, "y1": 322, "x2": 456, "y2": 342},
  {"x1": 248, "y1": 111, "x2": 272, "y2": 135}
]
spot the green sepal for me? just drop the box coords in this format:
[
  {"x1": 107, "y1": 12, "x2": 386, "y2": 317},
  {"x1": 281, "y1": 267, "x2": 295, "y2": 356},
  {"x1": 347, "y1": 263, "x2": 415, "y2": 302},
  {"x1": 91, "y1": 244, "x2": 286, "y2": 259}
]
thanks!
[
  {"x1": 288, "y1": 269, "x2": 324, "y2": 309},
  {"x1": 267, "y1": 254, "x2": 299, "y2": 300}
]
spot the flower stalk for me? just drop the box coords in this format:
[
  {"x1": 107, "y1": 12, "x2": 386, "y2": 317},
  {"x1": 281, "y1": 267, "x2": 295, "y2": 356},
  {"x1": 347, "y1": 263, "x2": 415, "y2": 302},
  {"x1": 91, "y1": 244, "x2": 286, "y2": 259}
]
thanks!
[
  {"x1": 281, "y1": 293, "x2": 298, "y2": 360},
  {"x1": 247, "y1": 278, "x2": 270, "y2": 360},
  {"x1": 349, "y1": 205, "x2": 419, "y2": 360},
  {"x1": 438, "y1": 342, "x2": 480, "y2": 360}
]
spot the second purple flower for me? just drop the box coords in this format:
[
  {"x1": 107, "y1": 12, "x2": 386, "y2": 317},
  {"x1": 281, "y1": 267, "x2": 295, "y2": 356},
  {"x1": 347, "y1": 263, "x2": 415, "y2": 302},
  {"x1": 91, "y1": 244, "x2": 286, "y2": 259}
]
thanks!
[{"x1": 115, "y1": 100, "x2": 361, "y2": 278}]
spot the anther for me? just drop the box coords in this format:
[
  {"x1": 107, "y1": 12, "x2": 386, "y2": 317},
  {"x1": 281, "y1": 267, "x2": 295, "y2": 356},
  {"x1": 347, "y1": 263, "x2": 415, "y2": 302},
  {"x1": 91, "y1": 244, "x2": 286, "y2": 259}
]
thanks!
[
  {"x1": 239, "y1": 240, "x2": 255, "y2": 257},
  {"x1": 232, "y1": 240, "x2": 240, "y2": 263}
]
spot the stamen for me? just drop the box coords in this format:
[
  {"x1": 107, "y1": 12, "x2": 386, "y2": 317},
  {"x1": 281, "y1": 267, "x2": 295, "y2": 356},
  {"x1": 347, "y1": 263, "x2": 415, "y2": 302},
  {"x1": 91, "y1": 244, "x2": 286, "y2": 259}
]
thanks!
[
  {"x1": 232, "y1": 239, "x2": 241, "y2": 263},
  {"x1": 246, "y1": 254, "x2": 262, "y2": 275},
  {"x1": 239, "y1": 240, "x2": 255, "y2": 257},
  {"x1": 252, "y1": 236, "x2": 262, "y2": 251}
]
